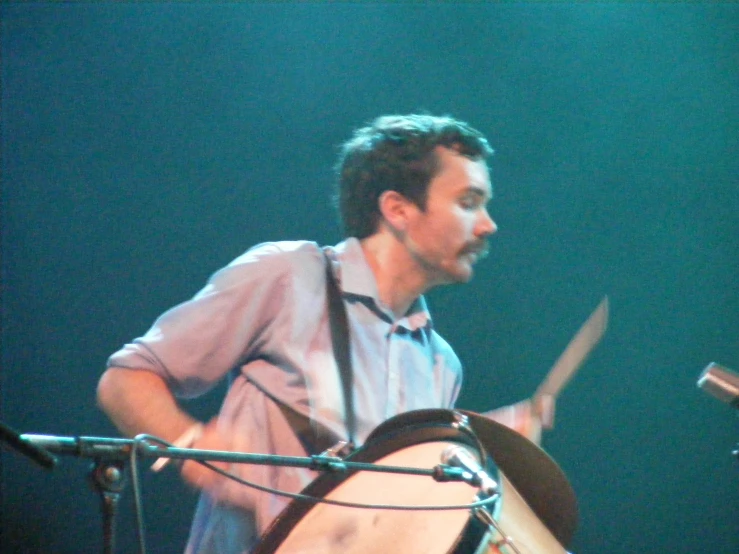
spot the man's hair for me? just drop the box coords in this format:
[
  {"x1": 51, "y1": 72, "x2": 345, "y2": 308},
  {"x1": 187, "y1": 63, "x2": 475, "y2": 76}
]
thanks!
[{"x1": 335, "y1": 114, "x2": 493, "y2": 239}]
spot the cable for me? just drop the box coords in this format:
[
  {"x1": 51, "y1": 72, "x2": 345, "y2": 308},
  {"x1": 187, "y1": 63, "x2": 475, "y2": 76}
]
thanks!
[{"x1": 129, "y1": 438, "x2": 148, "y2": 554}]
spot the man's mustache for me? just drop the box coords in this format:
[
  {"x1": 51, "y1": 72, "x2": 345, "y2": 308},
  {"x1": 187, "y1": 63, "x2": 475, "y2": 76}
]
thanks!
[{"x1": 462, "y1": 241, "x2": 489, "y2": 260}]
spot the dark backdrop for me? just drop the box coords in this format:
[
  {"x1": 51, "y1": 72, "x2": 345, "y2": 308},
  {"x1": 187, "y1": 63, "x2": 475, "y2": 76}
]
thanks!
[{"x1": 2, "y1": 3, "x2": 738, "y2": 553}]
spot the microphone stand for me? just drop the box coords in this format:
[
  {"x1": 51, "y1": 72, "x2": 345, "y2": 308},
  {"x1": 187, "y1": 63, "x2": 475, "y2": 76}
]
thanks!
[
  {"x1": 18, "y1": 433, "x2": 473, "y2": 554},
  {"x1": 90, "y1": 457, "x2": 126, "y2": 554}
]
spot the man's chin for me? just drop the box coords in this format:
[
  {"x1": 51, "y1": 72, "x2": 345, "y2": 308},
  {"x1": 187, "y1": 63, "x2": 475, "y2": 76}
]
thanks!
[
  {"x1": 443, "y1": 264, "x2": 474, "y2": 285},
  {"x1": 426, "y1": 261, "x2": 475, "y2": 287},
  {"x1": 458, "y1": 258, "x2": 477, "y2": 280},
  {"x1": 457, "y1": 268, "x2": 474, "y2": 283}
]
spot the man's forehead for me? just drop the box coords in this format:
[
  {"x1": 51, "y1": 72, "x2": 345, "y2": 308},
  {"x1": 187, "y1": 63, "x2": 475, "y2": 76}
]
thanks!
[
  {"x1": 433, "y1": 148, "x2": 491, "y2": 193},
  {"x1": 435, "y1": 145, "x2": 489, "y2": 171}
]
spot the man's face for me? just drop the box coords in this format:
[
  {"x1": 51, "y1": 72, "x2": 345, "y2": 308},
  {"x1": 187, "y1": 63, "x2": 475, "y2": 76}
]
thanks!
[{"x1": 404, "y1": 146, "x2": 497, "y2": 286}]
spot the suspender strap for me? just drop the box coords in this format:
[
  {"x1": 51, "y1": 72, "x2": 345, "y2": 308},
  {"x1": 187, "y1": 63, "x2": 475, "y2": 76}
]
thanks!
[
  {"x1": 323, "y1": 250, "x2": 356, "y2": 447},
  {"x1": 256, "y1": 249, "x2": 356, "y2": 454}
]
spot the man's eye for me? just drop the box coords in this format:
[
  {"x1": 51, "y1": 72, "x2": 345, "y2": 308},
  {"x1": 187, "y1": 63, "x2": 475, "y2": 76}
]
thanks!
[{"x1": 460, "y1": 197, "x2": 478, "y2": 209}]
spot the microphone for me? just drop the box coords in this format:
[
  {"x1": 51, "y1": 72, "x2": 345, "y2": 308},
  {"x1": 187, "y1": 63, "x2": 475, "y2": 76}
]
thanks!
[
  {"x1": 18, "y1": 434, "x2": 135, "y2": 460},
  {"x1": 441, "y1": 444, "x2": 498, "y2": 497},
  {"x1": 0, "y1": 421, "x2": 57, "y2": 470},
  {"x1": 697, "y1": 363, "x2": 739, "y2": 409}
]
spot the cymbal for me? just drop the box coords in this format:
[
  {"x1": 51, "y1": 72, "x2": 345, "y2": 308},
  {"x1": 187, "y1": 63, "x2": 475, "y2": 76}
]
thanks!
[{"x1": 458, "y1": 410, "x2": 578, "y2": 547}]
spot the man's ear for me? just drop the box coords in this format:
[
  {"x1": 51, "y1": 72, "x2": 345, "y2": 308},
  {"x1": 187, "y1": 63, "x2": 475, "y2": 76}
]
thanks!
[{"x1": 378, "y1": 190, "x2": 414, "y2": 232}]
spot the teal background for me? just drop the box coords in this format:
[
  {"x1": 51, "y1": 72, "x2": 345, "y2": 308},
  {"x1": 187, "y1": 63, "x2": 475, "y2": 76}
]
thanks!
[{"x1": 2, "y1": 3, "x2": 737, "y2": 552}]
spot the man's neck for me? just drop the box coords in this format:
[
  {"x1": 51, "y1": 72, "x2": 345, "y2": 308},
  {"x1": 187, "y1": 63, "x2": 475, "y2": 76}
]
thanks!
[{"x1": 359, "y1": 233, "x2": 427, "y2": 320}]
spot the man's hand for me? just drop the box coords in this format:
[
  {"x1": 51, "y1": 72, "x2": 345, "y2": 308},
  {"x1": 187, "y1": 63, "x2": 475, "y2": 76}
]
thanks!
[
  {"x1": 179, "y1": 418, "x2": 231, "y2": 492},
  {"x1": 481, "y1": 394, "x2": 555, "y2": 445}
]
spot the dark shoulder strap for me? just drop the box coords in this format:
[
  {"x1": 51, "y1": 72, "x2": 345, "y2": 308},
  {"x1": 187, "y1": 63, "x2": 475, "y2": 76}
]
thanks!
[
  {"x1": 322, "y1": 249, "x2": 356, "y2": 446},
  {"x1": 258, "y1": 249, "x2": 356, "y2": 455}
]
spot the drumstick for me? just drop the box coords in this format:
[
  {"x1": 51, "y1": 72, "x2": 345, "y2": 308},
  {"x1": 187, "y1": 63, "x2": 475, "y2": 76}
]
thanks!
[{"x1": 533, "y1": 296, "x2": 609, "y2": 429}]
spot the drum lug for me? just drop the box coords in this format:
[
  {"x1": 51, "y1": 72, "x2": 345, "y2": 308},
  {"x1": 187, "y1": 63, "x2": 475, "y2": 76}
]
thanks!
[{"x1": 451, "y1": 411, "x2": 472, "y2": 432}]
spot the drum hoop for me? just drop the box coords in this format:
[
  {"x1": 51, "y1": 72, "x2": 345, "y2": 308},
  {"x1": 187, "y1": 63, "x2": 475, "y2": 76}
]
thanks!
[{"x1": 254, "y1": 410, "x2": 484, "y2": 554}]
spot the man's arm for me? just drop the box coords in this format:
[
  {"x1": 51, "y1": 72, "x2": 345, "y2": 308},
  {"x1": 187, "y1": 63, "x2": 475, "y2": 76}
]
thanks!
[
  {"x1": 482, "y1": 398, "x2": 549, "y2": 445},
  {"x1": 97, "y1": 367, "x2": 198, "y2": 440},
  {"x1": 97, "y1": 367, "x2": 226, "y2": 488}
]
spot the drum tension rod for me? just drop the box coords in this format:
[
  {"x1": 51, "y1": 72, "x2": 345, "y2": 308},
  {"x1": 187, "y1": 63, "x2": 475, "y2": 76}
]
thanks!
[{"x1": 473, "y1": 506, "x2": 524, "y2": 554}]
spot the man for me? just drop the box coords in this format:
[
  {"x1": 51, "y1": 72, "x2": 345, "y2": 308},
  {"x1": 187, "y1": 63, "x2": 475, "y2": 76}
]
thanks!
[{"x1": 97, "y1": 114, "x2": 525, "y2": 553}]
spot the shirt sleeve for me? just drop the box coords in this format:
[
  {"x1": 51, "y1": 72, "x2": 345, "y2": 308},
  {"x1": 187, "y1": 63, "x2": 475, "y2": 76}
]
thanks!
[{"x1": 107, "y1": 242, "x2": 312, "y2": 398}]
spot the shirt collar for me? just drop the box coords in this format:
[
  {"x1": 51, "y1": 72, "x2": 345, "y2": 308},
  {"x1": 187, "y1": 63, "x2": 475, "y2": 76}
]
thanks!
[{"x1": 331, "y1": 238, "x2": 431, "y2": 331}]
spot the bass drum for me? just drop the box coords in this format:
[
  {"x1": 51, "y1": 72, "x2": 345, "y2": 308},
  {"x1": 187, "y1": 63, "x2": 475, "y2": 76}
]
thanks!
[{"x1": 254, "y1": 409, "x2": 577, "y2": 554}]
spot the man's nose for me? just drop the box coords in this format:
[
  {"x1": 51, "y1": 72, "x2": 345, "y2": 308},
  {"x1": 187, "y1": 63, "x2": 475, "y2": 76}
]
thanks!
[{"x1": 477, "y1": 209, "x2": 498, "y2": 237}]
